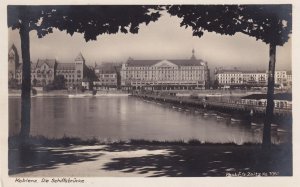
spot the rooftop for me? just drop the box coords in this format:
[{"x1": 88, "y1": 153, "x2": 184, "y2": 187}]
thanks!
[
  {"x1": 75, "y1": 52, "x2": 85, "y2": 62},
  {"x1": 126, "y1": 59, "x2": 206, "y2": 67},
  {"x1": 95, "y1": 63, "x2": 120, "y2": 74},
  {"x1": 36, "y1": 59, "x2": 56, "y2": 68},
  {"x1": 57, "y1": 63, "x2": 75, "y2": 70}
]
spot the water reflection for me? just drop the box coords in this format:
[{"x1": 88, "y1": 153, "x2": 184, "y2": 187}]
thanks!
[{"x1": 9, "y1": 97, "x2": 290, "y2": 144}]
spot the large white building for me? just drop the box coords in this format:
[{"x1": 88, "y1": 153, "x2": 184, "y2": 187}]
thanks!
[
  {"x1": 214, "y1": 67, "x2": 292, "y2": 89},
  {"x1": 120, "y1": 50, "x2": 210, "y2": 90}
]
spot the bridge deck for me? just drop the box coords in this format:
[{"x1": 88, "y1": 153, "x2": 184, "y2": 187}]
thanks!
[{"x1": 132, "y1": 93, "x2": 292, "y2": 116}]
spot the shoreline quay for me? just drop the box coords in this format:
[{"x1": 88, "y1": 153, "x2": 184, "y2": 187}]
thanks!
[{"x1": 8, "y1": 91, "x2": 130, "y2": 97}]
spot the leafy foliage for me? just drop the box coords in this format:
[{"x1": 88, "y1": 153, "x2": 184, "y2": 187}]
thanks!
[
  {"x1": 167, "y1": 5, "x2": 292, "y2": 46},
  {"x1": 8, "y1": 5, "x2": 163, "y2": 41},
  {"x1": 213, "y1": 79, "x2": 219, "y2": 89}
]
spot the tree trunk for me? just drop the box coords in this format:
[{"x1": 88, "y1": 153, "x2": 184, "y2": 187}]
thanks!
[
  {"x1": 262, "y1": 43, "x2": 276, "y2": 148},
  {"x1": 19, "y1": 21, "x2": 31, "y2": 140}
]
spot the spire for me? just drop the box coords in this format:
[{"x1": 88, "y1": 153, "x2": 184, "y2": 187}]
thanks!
[
  {"x1": 10, "y1": 43, "x2": 16, "y2": 50},
  {"x1": 191, "y1": 48, "x2": 196, "y2": 60},
  {"x1": 8, "y1": 43, "x2": 19, "y2": 63},
  {"x1": 75, "y1": 52, "x2": 85, "y2": 62},
  {"x1": 9, "y1": 43, "x2": 18, "y2": 54}
]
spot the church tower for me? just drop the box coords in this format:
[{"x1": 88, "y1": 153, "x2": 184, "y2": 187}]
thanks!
[
  {"x1": 8, "y1": 44, "x2": 19, "y2": 79},
  {"x1": 74, "y1": 52, "x2": 85, "y2": 85}
]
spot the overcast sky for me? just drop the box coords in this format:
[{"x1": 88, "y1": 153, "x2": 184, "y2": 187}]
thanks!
[{"x1": 8, "y1": 11, "x2": 292, "y2": 71}]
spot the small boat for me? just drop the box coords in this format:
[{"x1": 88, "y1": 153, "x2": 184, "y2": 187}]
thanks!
[
  {"x1": 185, "y1": 109, "x2": 190, "y2": 112},
  {"x1": 271, "y1": 124, "x2": 279, "y2": 127},
  {"x1": 277, "y1": 128, "x2": 288, "y2": 133},
  {"x1": 203, "y1": 113, "x2": 209, "y2": 116},
  {"x1": 251, "y1": 122, "x2": 262, "y2": 126},
  {"x1": 216, "y1": 115, "x2": 224, "y2": 120},
  {"x1": 194, "y1": 110, "x2": 200, "y2": 113},
  {"x1": 231, "y1": 118, "x2": 241, "y2": 122}
]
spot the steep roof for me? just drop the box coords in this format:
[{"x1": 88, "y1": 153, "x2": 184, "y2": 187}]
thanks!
[
  {"x1": 126, "y1": 59, "x2": 205, "y2": 67},
  {"x1": 169, "y1": 59, "x2": 205, "y2": 66},
  {"x1": 75, "y1": 52, "x2": 85, "y2": 62},
  {"x1": 36, "y1": 59, "x2": 56, "y2": 68},
  {"x1": 9, "y1": 44, "x2": 19, "y2": 55},
  {"x1": 95, "y1": 63, "x2": 118, "y2": 74},
  {"x1": 57, "y1": 63, "x2": 75, "y2": 70},
  {"x1": 241, "y1": 93, "x2": 292, "y2": 101},
  {"x1": 127, "y1": 60, "x2": 158, "y2": 67}
]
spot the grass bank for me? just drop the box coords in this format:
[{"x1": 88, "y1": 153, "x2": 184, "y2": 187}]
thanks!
[
  {"x1": 9, "y1": 135, "x2": 262, "y2": 148},
  {"x1": 8, "y1": 136, "x2": 292, "y2": 176}
]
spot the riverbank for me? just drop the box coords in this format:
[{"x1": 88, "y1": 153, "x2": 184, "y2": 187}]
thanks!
[
  {"x1": 8, "y1": 136, "x2": 292, "y2": 177},
  {"x1": 8, "y1": 89, "x2": 130, "y2": 97}
]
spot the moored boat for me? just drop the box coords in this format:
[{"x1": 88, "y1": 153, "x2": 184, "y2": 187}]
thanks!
[
  {"x1": 231, "y1": 118, "x2": 241, "y2": 122},
  {"x1": 277, "y1": 128, "x2": 288, "y2": 133},
  {"x1": 216, "y1": 115, "x2": 224, "y2": 119}
]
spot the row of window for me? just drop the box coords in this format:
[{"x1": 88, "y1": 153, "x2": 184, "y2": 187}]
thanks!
[
  {"x1": 57, "y1": 74, "x2": 81, "y2": 78},
  {"x1": 218, "y1": 74, "x2": 266, "y2": 77},
  {"x1": 124, "y1": 72, "x2": 203, "y2": 76},
  {"x1": 57, "y1": 70, "x2": 81, "y2": 73},
  {"x1": 97, "y1": 74, "x2": 116, "y2": 78},
  {"x1": 124, "y1": 66, "x2": 204, "y2": 70},
  {"x1": 123, "y1": 68, "x2": 204, "y2": 73},
  {"x1": 17, "y1": 70, "x2": 81, "y2": 74},
  {"x1": 126, "y1": 73, "x2": 203, "y2": 78},
  {"x1": 125, "y1": 70, "x2": 203, "y2": 74},
  {"x1": 66, "y1": 79, "x2": 81, "y2": 82},
  {"x1": 217, "y1": 73, "x2": 292, "y2": 79},
  {"x1": 126, "y1": 77, "x2": 203, "y2": 81},
  {"x1": 98, "y1": 79, "x2": 116, "y2": 82}
]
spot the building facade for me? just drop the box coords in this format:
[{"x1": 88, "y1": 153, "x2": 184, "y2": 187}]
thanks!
[
  {"x1": 8, "y1": 44, "x2": 88, "y2": 88},
  {"x1": 120, "y1": 50, "x2": 209, "y2": 90},
  {"x1": 93, "y1": 63, "x2": 121, "y2": 90},
  {"x1": 286, "y1": 71, "x2": 292, "y2": 88},
  {"x1": 55, "y1": 53, "x2": 86, "y2": 88},
  {"x1": 274, "y1": 70, "x2": 287, "y2": 86},
  {"x1": 214, "y1": 67, "x2": 291, "y2": 89},
  {"x1": 8, "y1": 44, "x2": 20, "y2": 80}
]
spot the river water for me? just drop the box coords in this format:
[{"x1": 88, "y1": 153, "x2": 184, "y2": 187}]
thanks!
[{"x1": 9, "y1": 96, "x2": 289, "y2": 144}]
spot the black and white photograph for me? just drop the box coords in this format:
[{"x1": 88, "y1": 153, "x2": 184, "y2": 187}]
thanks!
[{"x1": 1, "y1": 1, "x2": 299, "y2": 186}]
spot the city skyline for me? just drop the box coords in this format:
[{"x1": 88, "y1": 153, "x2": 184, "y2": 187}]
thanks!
[{"x1": 8, "y1": 12, "x2": 291, "y2": 71}]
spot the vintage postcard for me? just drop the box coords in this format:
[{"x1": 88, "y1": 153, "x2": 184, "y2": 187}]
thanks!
[{"x1": 1, "y1": 0, "x2": 299, "y2": 187}]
